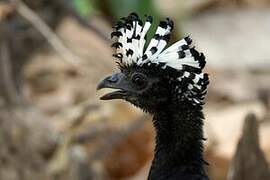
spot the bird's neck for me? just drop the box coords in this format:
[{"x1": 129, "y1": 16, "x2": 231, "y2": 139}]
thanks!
[{"x1": 148, "y1": 102, "x2": 208, "y2": 179}]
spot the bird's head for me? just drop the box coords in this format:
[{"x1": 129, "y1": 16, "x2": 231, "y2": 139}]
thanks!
[
  {"x1": 97, "y1": 64, "x2": 172, "y2": 112},
  {"x1": 97, "y1": 13, "x2": 209, "y2": 113}
]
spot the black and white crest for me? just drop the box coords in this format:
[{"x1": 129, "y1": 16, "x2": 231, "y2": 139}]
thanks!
[{"x1": 111, "y1": 13, "x2": 209, "y2": 105}]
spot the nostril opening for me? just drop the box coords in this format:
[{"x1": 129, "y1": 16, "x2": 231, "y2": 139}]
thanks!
[{"x1": 108, "y1": 75, "x2": 118, "y2": 83}]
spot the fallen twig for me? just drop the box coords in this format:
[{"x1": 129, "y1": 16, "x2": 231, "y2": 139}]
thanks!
[
  {"x1": 0, "y1": 35, "x2": 22, "y2": 105},
  {"x1": 10, "y1": 0, "x2": 82, "y2": 68}
]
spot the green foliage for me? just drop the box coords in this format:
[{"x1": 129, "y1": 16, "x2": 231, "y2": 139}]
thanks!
[
  {"x1": 72, "y1": 0, "x2": 95, "y2": 17},
  {"x1": 71, "y1": 0, "x2": 181, "y2": 41},
  {"x1": 103, "y1": 0, "x2": 160, "y2": 20}
]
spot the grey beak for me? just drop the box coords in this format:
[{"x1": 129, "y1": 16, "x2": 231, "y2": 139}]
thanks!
[{"x1": 97, "y1": 73, "x2": 129, "y2": 100}]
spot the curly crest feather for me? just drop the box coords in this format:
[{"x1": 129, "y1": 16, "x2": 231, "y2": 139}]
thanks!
[{"x1": 111, "y1": 13, "x2": 209, "y2": 106}]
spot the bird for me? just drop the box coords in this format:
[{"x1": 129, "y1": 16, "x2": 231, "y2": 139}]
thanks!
[{"x1": 97, "y1": 13, "x2": 210, "y2": 180}]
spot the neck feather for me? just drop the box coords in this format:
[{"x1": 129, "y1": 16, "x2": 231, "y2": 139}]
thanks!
[{"x1": 148, "y1": 102, "x2": 208, "y2": 179}]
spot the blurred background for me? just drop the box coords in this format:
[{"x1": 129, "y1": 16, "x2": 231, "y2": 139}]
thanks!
[{"x1": 0, "y1": 0, "x2": 270, "y2": 180}]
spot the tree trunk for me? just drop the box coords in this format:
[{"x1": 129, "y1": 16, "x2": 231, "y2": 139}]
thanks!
[{"x1": 227, "y1": 113, "x2": 270, "y2": 180}]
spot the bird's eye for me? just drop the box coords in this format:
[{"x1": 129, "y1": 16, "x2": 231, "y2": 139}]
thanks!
[{"x1": 131, "y1": 74, "x2": 147, "y2": 88}]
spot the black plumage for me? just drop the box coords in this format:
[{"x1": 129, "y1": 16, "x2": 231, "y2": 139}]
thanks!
[{"x1": 97, "y1": 13, "x2": 210, "y2": 180}]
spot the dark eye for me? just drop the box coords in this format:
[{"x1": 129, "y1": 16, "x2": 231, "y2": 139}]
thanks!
[{"x1": 131, "y1": 74, "x2": 147, "y2": 88}]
